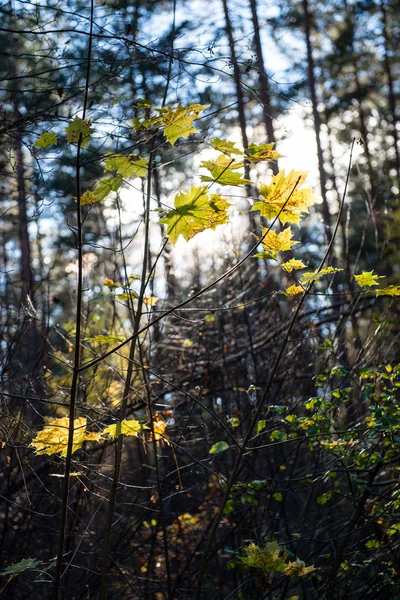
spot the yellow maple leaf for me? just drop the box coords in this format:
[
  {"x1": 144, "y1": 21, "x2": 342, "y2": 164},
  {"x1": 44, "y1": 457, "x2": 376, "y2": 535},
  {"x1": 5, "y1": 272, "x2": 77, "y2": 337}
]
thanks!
[
  {"x1": 375, "y1": 285, "x2": 400, "y2": 297},
  {"x1": 80, "y1": 190, "x2": 100, "y2": 205},
  {"x1": 153, "y1": 414, "x2": 169, "y2": 443},
  {"x1": 246, "y1": 142, "x2": 282, "y2": 163},
  {"x1": 159, "y1": 103, "x2": 209, "y2": 146},
  {"x1": 282, "y1": 259, "x2": 307, "y2": 273},
  {"x1": 143, "y1": 296, "x2": 159, "y2": 306},
  {"x1": 300, "y1": 267, "x2": 343, "y2": 284},
  {"x1": 102, "y1": 419, "x2": 146, "y2": 439},
  {"x1": 260, "y1": 226, "x2": 299, "y2": 259},
  {"x1": 354, "y1": 271, "x2": 385, "y2": 287},
  {"x1": 30, "y1": 417, "x2": 101, "y2": 457},
  {"x1": 252, "y1": 170, "x2": 316, "y2": 225},
  {"x1": 285, "y1": 284, "x2": 304, "y2": 296}
]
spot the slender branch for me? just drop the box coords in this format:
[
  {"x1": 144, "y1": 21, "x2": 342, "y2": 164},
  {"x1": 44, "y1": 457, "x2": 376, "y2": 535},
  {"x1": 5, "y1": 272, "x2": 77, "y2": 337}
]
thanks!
[{"x1": 51, "y1": 1, "x2": 94, "y2": 598}]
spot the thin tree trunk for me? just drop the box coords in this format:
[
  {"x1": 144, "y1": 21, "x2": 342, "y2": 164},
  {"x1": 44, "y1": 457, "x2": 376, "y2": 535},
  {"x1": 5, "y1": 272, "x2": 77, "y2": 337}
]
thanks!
[
  {"x1": 248, "y1": 0, "x2": 278, "y2": 175},
  {"x1": 380, "y1": 0, "x2": 400, "y2": 181},
  {"x1": 221, "y1": 0, "x2": 260, "y2": 284},
  {"x1": 302, "y1": 0, "x2": 333, "y2": 242}
]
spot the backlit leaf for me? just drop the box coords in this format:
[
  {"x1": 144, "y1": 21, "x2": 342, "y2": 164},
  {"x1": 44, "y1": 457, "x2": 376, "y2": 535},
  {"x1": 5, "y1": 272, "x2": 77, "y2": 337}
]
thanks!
[
  {"x1": 282, "y1": 259, "x2": 307, "y2": 273},
  {"x1": 159, "y1": 103, "x2": 209, "y2": 145},
  {"x1": 93, "y1": 175, "x2": 123, "y2": 201},
  {"x1": 285, "y1": 285, "x2": 304, "y2": 296},
  {"x1": 200, "y1": 155, "x2": 251, "y2": 186},
  {"x1": 104, "y1": 154, "x2": 148, "y2": 178},
  {"x1": 102, "y1": 419, "x2": 146, "y2": 439},
  {"x1": 260, "y1": 226, "x2": 299, "y2": 259},
  {"x1": 33, "y1": 131, "x2": 57, "y2": 148},
  {"x1": 252, "y1": 170, "x2": 316, "y2": 225},
  {"x1": 354, "y1": 271, "x2": 385, "y2": 287},
  {"x1": 143, "y1": 296, "x2": 159, "y2": 306},
  {"x1": 84, "y1": 335, "x2": 124, "y2": 343},
  {"x1": 246, "y1": 142, "x2": 282, "y2": 163},
  {"x1": 300, "y1": 267, "x2": 343, "y2": 284},
  {"x1": 375, "y1": 285, "x2": 400, "y2": 296},
  {"x1": 210, "y1": 137, "x2": 243, "y2": 156},
  {"x1": 30, "y1": 417, "x2": 101, "y2": 457},
  {"x1": 160, "y1": 186, "x2": 229, "y2": 245},
  {"x1": 65, "y1": 116, "x2": 94, "y2": 148},
  {"x1": 80, "y1": 190, "x2": 100, "y2": 205}
]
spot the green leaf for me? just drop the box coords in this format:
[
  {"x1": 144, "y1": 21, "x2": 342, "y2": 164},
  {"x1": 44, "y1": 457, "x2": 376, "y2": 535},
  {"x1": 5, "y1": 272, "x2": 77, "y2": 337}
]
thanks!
[
  {"x1": 104, "y1": 154, "x2": 148, "y2": 179},
  {"x1": 117, "y1": 290, "x2": 139, "y2": 301},
  {"x1": 257, "y1": 420, "x2": 267, "y2": 434},
  {"x1": 33, "y1": 131, "x2": 57, "y2": 148},
  {"x1": 210, "y1": 138, "x2": 243, "y2": 156},
  {"x1": 0, "y1": 558, "x2": 41, "y2": 579},
  {"x1": 300, "y1": 267, "x2": 343, "y2": 284},
  {"x1": 317, "y1": 492, "x2": 332, "y2": 505},
  {"x1": 246, "y1": 142, "x2": 282, "y2": 163},
  {"x1": 93, "y1": 176, "x2": 123, "y2": 201},
  {"x1": 209, "y1": 441, "x2": 229, "y2": 454},
  {"x1": 160, "y1": 186, "x2": 229, "y2": 245},
  {"x1": 65, "y1": 116, "x2": 94, "y2": 148},
  {"x1": 273, "y1": 492, "x2": 283, "y2": 502},
  {"x1": 159, "y1": 102, "x2": 209, "y2": 145},
  {"x1": 200, "y1": 155, "x2": 251, "y2": 186},
  {"x1": 84, "y1": 335, "x2": 124, "y2": 344}
]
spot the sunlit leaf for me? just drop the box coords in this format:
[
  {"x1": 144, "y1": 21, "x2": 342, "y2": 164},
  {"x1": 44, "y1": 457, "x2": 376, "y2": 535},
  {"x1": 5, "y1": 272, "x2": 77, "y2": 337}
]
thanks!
[
  {"x1": 282, "y1": 259, "x2": 307, "y2": 273},
  {"x1": 209, "y1": 441, "x2": 229, "y2": 454},
  {"x1": 160, "y1": 186, "x2": 229, "y2": 245},
  {"x1": 80, "y1": 190, "x2": 100, "y2": 205},
  {"x1": 30, "y1": 417, "x2": 101, "y2": 457},
  {"x1": 375, "y1": 285, "x2": 400, "y2": 296},
  {"x1": 252, "y1": 170, "x2": 316, "y2": 225},
  {"x1": 200, "y1": 154, "x2": 251, "y2": 186},
  {"x1": 33, "y1": 131, "x2": 57, "y2": 148},
  {"x1": 104, "y1": 154, "x2": 148, "y2": 178},
  {"x1": 354, "y1": 271, "x2": 385, "y2": 287},
  {"x1": 117, "y1": 290, "x2": 139, "y2": 301},
  {"x1": 102, "y1": 419, "x2": 147, "y2": 439},
  {"x1": 159, "y1": 103, "x2": 209, "y2": 145},
  {"x1": 65, "y1": 116, "x2": 94, "y2": 148},
  {"x1": 84, "y1": 335, "x2": 124, "y2": 343},
  {"x1": 300, "y1": 267, "x2": 343, "y2": 284},
  {"x1": 259, "y1": 226, "x2": 299, "y2": 259},
  {"x1": 210, "y1": 137, "x2": 243, "y2": 156},
  {"x1": 246, "y1": 142, "x2": 282, "y2": 163},
  {"x1": 143, "y1": 296, "x2": 159, "y2": 306},
  {"x1": 93, "y1": 175, "x2": 123, "y2": 201},
  {"x1": 285, "y1": 284, "x2": 304, "y2": 296},
  {"x1": 104, "y1": 278, "x2": 120, "y2": 288}
]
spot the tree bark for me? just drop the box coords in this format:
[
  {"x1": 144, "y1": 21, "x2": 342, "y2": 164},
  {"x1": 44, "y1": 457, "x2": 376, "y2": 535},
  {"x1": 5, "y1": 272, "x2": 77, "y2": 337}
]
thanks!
[
  {"x1": 302, "y1": 0, "x2": 333, "y2": 242},
  {"x1": 248, "y1": 0, "x2": 278, "y2": 175}
]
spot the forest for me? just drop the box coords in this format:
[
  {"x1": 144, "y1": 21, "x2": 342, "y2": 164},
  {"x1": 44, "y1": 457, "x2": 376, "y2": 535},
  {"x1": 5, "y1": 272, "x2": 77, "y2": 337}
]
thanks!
[{"x1": 0, "y1": 0, "x2": 399, "y2": 598}]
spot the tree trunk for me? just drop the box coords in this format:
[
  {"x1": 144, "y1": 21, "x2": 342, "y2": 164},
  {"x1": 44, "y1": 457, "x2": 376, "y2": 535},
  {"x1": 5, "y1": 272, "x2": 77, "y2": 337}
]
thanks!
[
  {"x1": 302, "y1": 0, "x2": 333, "y2": 242},
  {"x1": 248, "y1": 0, "x2": 278, "y2": 175},
  {"x1": 380, "y1": 0, "x2": 400, "y2": 182}
]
